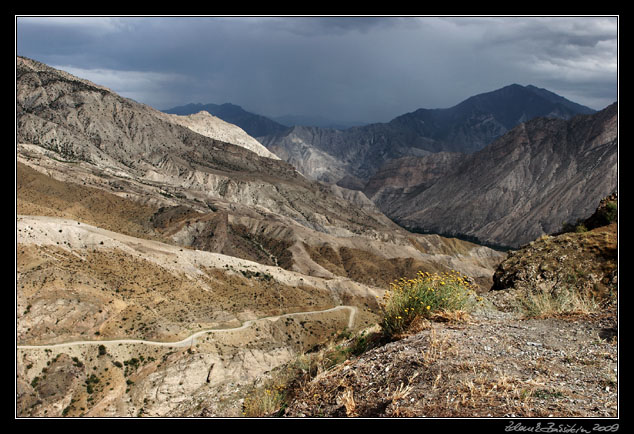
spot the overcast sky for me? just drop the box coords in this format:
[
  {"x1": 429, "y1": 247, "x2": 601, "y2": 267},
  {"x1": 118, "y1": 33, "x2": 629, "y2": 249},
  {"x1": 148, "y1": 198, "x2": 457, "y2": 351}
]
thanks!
[{"x1": 16, "y1": 16, "x2": 618, "y2": 124}]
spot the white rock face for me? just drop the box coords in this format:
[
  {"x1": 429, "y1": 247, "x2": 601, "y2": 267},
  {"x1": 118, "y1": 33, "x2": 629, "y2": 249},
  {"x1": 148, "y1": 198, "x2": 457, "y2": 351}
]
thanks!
[{"x1": 164, "y1": 111, "x2": 280, "y2": 160}]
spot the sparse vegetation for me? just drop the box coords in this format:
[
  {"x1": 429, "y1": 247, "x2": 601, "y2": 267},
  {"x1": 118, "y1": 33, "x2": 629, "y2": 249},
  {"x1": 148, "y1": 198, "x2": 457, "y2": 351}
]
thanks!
[
  {"x1": 240, "y1": 326, "x2": 384, "y2": 417},
  {"x1": 85, "y1": 373, "x2": 100, "y2": 394},
  {"x1": 603, "y1": 201, "x2": 618, "y2": 224},
  {"x1": 561, "y1": 220, "x2": 588, "y2": 233}
]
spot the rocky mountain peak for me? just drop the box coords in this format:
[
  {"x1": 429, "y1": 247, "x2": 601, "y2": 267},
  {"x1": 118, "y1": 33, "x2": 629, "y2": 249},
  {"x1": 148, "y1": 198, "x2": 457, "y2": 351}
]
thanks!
[{"x1": 163, "y1": 101, "x2": 288, "y2": 138}]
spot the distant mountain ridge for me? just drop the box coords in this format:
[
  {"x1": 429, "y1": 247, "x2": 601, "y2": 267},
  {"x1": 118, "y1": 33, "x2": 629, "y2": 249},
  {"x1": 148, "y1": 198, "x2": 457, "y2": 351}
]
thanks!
[
  {"x1": 257, "y1": 84, "x2": 597, "y2": 185},
  {"x1": 389, "y1": 83, "x2": 596, "y2": 153},
  {"x1": 17, "y1": 55, "x2": 502, "y2": 283},
  {"x1": 163, "y1": 102, "x2": 289, "y2": 138},
  {"x1": 273, "y1": 114, "x2": 368, "y2": 130}
]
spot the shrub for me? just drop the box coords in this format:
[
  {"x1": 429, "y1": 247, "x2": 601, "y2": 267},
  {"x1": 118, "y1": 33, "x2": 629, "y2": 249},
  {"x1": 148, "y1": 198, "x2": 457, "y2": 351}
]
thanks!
[
  {"x1": 574, "y1": 223, "x2": 588, "y2": 233},
  {"x1": 242, "y1": 384, "x2": 286, "y2": 417},
  {"x1": 603, "y1": 201, "x2": 618, "y2": 224},
  {"x1": 379, "y1": 270, "x2": 480, "y2": 338}
]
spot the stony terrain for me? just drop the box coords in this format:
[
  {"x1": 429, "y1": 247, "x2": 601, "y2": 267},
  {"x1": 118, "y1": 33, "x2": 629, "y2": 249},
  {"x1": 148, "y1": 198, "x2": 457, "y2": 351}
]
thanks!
[
  {"x1": 282, "y1": 306, "x2": 617, "y2": 418},
  {"x1": 161, "y1": 110, "x2": 280, "y2": 160}
]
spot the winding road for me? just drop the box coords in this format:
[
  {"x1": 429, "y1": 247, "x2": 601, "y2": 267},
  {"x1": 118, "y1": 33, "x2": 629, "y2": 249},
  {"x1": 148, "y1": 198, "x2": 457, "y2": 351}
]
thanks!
[{"x1": 17, "y1": 305, "x2": 358, "y2": 350}]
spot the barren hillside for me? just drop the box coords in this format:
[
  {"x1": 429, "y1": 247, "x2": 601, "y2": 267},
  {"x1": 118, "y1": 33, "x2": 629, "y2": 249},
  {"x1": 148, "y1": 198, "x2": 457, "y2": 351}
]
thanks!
[{"x1": 16, "y1": 56, "x2": 508, "y2": 418}]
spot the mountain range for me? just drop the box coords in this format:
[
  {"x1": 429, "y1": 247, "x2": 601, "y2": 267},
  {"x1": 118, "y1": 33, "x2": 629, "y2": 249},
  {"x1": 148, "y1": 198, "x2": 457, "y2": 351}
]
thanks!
[
  {"x1": 16, "y1": 56, "x2": 506, "y2": 417},
  {"x1": 378, "y1": 103, "x2": 618, "y2": 248},
  {"x1": 179, "y1": 85, "x2": 614, "y2": 249},
  {"x1": 15, "y1": 55, "x2": 617, "y2": 418},
  {"x1": 163, "y1": 84, "x2": 600, "y2": 197},
  {"x1": 178, "y1": 84, "x2": 595, "y2": 187}
]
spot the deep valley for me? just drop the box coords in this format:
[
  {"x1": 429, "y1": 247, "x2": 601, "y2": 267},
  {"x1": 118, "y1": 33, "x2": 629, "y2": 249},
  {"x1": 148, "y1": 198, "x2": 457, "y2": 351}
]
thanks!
[{"x1": 15, "y1": 55, "x2": 618, "y2": 419}]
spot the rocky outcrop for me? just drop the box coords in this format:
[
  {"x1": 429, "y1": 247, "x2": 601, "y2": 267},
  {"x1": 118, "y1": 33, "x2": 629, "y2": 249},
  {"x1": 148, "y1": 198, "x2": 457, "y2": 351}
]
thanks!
[
  {"x1": 491, "y1": 223, "x2": 617, "y2": 302},
  {"x1": 492, "y1": 194, "x2": 618, "y2": 303},
  {"x1": 388, "y1": 103, "x2": 618, "y2": 249}
]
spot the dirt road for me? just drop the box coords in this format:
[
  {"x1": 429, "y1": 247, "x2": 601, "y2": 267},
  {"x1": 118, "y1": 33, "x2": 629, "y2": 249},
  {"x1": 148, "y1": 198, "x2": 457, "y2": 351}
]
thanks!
[{"x1": 16, "y1": 305, "x2": 357, "y2": 350}]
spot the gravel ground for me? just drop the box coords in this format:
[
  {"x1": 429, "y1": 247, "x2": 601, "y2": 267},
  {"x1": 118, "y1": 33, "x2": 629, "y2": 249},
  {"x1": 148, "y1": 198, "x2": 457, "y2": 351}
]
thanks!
[{"x1": 282, "y1": 300, "x2": 618, "y2": 418}]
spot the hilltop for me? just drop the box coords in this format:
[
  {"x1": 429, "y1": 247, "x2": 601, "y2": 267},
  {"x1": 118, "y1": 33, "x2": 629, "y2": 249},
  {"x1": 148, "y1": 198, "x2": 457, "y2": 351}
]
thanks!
[{"x1": 163, "y1": 102, "x2": 288, "y2": 138}]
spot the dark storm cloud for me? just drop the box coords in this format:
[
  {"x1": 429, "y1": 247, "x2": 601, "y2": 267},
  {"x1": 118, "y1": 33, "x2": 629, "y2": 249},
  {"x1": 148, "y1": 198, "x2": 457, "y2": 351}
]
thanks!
[{"x1": 16, "y1": 16, "x2": 618, "y2": 124}]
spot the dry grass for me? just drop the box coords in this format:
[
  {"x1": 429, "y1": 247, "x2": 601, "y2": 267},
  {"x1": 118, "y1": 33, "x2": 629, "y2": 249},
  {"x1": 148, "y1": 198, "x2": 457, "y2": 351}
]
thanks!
[
  {"x1": 513, "y1": 286, "x2": 600, "y2": 319},
  {"x1": 340, "y1": 388, "x2": 357, "y2": 417},
  {"x1": 420, "y1": 326, "x2": 453, "y2": 367},
  {"x1": 239, "y1": 325, "x2": 386, "y2": 417}
]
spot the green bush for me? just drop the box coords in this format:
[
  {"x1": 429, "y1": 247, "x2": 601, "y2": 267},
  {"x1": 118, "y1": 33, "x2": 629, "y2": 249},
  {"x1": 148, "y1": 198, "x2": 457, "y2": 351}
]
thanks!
[
  {"x1": 379, "y1": 270, "x2": 480, "y2": 338},
  {"x1": 603, "y1": 201, "x2": 617, "y2": 224}
]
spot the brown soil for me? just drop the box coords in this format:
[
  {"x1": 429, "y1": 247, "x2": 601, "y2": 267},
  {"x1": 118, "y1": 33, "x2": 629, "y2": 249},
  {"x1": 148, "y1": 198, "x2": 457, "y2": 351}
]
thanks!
[
  {"x1": 17, "y1": 243, "x2": 339, "y2": 345},
  {"x1": 17, "y1": 162, "x2": 162, "y2": 242},
  {"x1": 303, "y1": 243, "x2": 453, "y2": 288}
]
